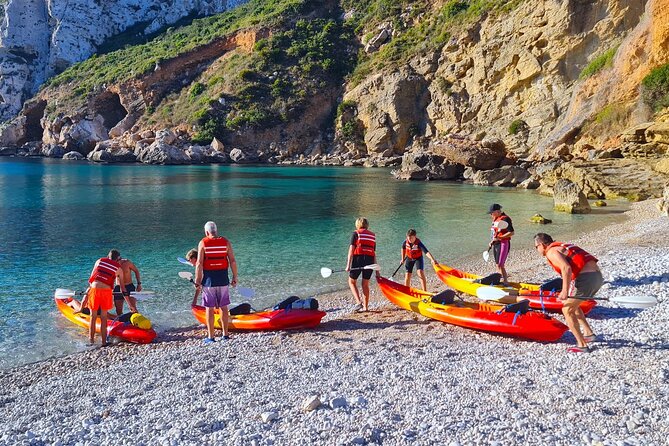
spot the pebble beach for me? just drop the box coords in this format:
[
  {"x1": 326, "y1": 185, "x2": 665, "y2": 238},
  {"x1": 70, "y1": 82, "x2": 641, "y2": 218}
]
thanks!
[{"x1": 1, "y1": 200, "x2": 668, "y2": 446}]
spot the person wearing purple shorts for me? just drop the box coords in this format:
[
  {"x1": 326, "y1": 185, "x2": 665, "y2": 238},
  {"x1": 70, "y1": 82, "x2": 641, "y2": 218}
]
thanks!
[
  {"x1": 195, "y1": 221, "x2": 238, "y2": 344},
  {"x1": 488, "y1": 204, "x2": 514, "y2": 285}
]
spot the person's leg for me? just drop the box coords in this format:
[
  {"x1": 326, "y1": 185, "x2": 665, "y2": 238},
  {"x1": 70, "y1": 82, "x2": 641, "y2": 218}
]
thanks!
[
  {"x1": 404, "y1": 272, "x2": 412, "y2": 287},
  {"x1": 417, "y1": 269, "x2": 427, "y2": 291},
  {"x1": 575, "y1": 307, "x2": 594, "y2": 338},
  {"x1": 496, "y1": 241, "x2": 510, "y2": 284},
  {"x1": 361, "y1": 278, "x2": 370, "y2": 311},
  {"x1": 89, "y1": 311, "x2": 97, "y2": 344},
  {"x1": 219, "y1": 285, "x2": 230, "y2": 337},
  {"x1": 100, "y1": 310, "x2": 108, "y2": 346},
  {"x1": 348, "y1": 277, "x2": 362, "y2": 305},
  {"x1": 573, "y1": 272, "x2": 602, "y2": 339},
  {"x1": 220, "y1": 306, "x2": 229, "y2": 337},
  {"x1": 205, "y1": 307, "x2": 215, "y2": 340},
  {"x1": 562, "y1": 300, "x2": 587, "y2": 347}
]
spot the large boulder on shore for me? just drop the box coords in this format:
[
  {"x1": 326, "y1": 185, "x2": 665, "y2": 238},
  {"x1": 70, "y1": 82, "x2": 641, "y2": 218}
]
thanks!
[
  {"x1": 432, "y1": 136, "x2": 507, "y2": 170},
  {"x1": 553, "y1": 179, "x2": 591, "y2": 214},
  {"x1": 136, "y1": 141, "x2": 189, "y2": 165},
  {"x1": 63, "y1": 151, "x2": 85, "y2": 160},
  {"x1": 472, "y1": 166, "x2": 531, "y2": 187},
  {"x1": 658, "y1": 184, "x2": 669, "y2": 217},
  {"x1": 392, "y1": 151, "x2": 465, "y2": 180}
]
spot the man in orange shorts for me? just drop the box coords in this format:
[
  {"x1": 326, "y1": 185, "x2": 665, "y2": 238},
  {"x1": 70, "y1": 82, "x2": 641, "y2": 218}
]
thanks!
[{"x1": 80, "y1": 250, "x2": 127, "y2": 346}]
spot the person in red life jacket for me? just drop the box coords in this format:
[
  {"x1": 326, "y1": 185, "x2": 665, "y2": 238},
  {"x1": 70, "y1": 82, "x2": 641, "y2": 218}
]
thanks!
[
  {"x1": 402, "y1": 229, "x2": 439, "y2": 291},
  {"x1": 346, "y1": 217, "x2": 380, "y2": 312},
  {"x1": 112, "y1": 254, "x2": 142, "y2": 315},
  {"x1": 79, "y1": 249, "x2": 127, "y2": 346},
  {"x1": 534, "y1": 233, "x2": 602, "y2": 353},
  {"x1": 488, "y1": 203, "x2": 514, "y2": 285},
  {"x1": 195, "y1": 221, "x2": 238, "y2": 344}
]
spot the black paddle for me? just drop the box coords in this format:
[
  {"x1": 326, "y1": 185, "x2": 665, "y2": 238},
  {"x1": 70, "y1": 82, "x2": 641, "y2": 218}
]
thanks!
[{"x1": 391, "y1": 256, "x2": 407, "y2": 278}]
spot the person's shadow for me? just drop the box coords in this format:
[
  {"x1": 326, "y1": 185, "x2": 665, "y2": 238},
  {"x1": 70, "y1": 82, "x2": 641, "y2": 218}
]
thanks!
[
  {"x1": 587, "y1": 306, "x2": 645, "y2": 320},
  {"x1": 607, "y1": 274, "x2": 668, "y2": 287}
]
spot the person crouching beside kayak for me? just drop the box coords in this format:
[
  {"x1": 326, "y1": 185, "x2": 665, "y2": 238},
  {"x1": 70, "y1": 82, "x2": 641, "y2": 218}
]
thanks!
[
  {"x1": 80, "y1": 249, "x2": 127, "y2": 346},
  {"x1": 534, "y1": 233, "x2": 601, "y2": 353},
  {"x1": 402, "y1": 228, "x2": 439, "y2": 291},
  {"x1": 185, "y1": 248, "x2": 201, "y2": 306},
  {"x1": 195, "y1": 221, "x2": 238, "y2": 344},
  {"x1": 346, "y1": 217, "x2": 381, "y2": 312},
  {"x1": 112, "y1": 253, "x2": 141, "y2": 315},
  {"x1": 488, "y1": 203, "x2": 514, "y2": 286}
]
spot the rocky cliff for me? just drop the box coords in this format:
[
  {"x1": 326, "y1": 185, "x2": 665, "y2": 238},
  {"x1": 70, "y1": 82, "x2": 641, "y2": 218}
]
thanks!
[
  {"x1": 1, "y1": 0, "x2": 668, "y2": 200},
  {"x1": 0, "y1": 0, "x2": 248, "y2": 121}
]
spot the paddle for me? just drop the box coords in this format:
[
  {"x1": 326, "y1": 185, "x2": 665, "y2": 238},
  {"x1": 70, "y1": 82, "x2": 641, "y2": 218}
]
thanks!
[
  {"x1": 482, "y1": 247, "x2": 491, "y2": 262},
  {"x1": 320, "y1": 264, "x2": 380, "y2": 279},
  {"x1": 177, "y1": 257, "x2": 192, "y2": 266},
  {"x1": 484, "y1": 220, "x2": 509, "y2": 261},
  {"x1": 54, "y1": 289, "x2": 154, "y2": 300},
  {"x1": 391, "y1": 256, "x2": 406, "y2": 278},
  {"x1": 475, "y1": 286, "x2": 658, "y2": 309},
  {"x1": 177, "y1": 271, "x2": 255, "y2": 298}
]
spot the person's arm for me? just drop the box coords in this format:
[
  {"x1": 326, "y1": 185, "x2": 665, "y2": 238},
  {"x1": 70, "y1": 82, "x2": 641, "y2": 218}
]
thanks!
[
  {"x1": 400, "y1": 242, "x2": 406, "y2": 264},
  {"x1": 422, "y1": 243, "x2": 438, "y2": 264},
  {"x1": 546, "y1": 249, "x2": 572, "y2": 301},
  {"x1": 346, "y1": 233, "x2": 356, "y2": 271},
  {"x1": 79, "y1": 287, "x2": 91, "y2": 312},
  {"x1": 192, "y1": 285, "x2": 201, "y2": 306},
  {"x1": 195, "y1": 241, "x2": 205, "y2": 290},
  {"x1": 227, "y1": 241, "x2": 238, "y2": 287},
  {"x1": 499, "y1": 218, "x2": 514, "y2": 240},
  {"x1": 129, "y1": 261, "x2": 142, "y2": 292},
  {"x1": 373, "y1": 240, "x2": 380, "y2": 278},
  {"x1": 118, "y1": 268, "x2": 135, "y2": 312}
]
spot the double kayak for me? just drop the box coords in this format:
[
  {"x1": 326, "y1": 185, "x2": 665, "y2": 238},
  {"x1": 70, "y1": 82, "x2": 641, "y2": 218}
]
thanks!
[
  {"x1": 55, "y1": 296, "x2": 157, "y2": 344},
  {"x1": 433, "y1": 264, "x2": 597, "y2": 314},
  {"x1": 378, "y1": 277, "x2": 568, "y2": 342},
  {"x1": 191, "y1": 305, "x2": 326, "y2": 331}
]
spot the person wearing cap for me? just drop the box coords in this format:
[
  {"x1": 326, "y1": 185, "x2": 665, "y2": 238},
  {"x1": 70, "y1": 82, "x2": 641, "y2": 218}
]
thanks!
[
  {"x1": 487, "y1": 204, "x2": 514, "y2": 285},
  {"x1": 195, "y1": 221, "x2": 238, "y2": 344}
]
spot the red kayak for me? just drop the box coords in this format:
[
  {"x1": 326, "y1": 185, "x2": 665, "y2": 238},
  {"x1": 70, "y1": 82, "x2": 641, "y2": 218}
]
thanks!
[
  {"x1": 55, "y1": 296, "x2": 156, "y2": 344},
  {"x1": 191, "y1": 305, "x2": 326, "y2": 331},
  {"x1": 378, "y1": 277, "x2": 568, "y2": 342}
]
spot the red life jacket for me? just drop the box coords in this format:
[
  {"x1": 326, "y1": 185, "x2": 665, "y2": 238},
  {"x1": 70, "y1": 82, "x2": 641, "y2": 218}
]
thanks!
[
  {"x1": 353, "y1": 229, "x2": 376, "y2": 256},
  {"x1": 88, "y1": 258, "x2": 121, "y2": 287},
  {"x1": 491, "y1": 214, "x2": 512, "y2": 239},
  {"x1": 546, "y1": 242, "x2": 598, "y2": 279},
  {"x1": 202, "y1": 236, "x2": 230, "y2": 270},
  {"x1": 404, "y1": 238, "x2": 423, "y2": 259}
]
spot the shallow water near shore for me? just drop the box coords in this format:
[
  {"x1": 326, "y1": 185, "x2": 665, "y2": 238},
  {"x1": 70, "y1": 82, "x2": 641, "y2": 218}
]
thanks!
[{"x1": 0, "y1": 157, "x2": 629, "y2": 368}]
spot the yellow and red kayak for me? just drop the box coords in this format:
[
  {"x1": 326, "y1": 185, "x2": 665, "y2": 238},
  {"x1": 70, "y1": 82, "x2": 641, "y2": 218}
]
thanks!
[
  {"x1": 377, "y1": 277, "x2": 568, "y2": 342},
  {"x1": 433, "y1": 264, "x2": 597, "y2": 314},
  {"x1": 55, "y1": 296, "x2": 156, "y2": 344},
  {"x1": 191, "y1": 305, "x2": 326, "y2": 331}
]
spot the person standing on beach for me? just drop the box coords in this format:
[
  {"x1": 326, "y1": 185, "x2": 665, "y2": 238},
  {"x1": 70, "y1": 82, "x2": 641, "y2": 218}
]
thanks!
[
  {"x1": 488, "y1": 204, "x2": 514, "y2": 285},
  {"x1": 112, "y1": 254, "x2": 141, "y2": 314},
  {"x1": 80, "y1": 250, "x2": 127, "y2": 346},
  {"x1": 185, "y1": 248, "x2": 201, "y2": 306},
  {"x1": 534, "y1": 233, "x2": 601, "y2": 353},
  {"x1": 402, "y1": 229, "x2": 439, "y2": 291},
  {"x1": 346, "y1": 217, "x2": 380, "y2": 312},
  {"x1": 195, "y1": 221, "x2": 238, "y2": 344}
]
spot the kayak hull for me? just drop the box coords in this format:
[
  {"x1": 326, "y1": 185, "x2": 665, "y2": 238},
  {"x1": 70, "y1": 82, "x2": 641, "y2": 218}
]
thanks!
[
  {"x1": 433, "y1": 264, "x2": 597, "y2": 314},
  {"x1": 378, "y1": 277, "x2": 568, "y2": 342},
  {"x1": 55, "y1": 297, "x2": 156, "y2": 344},
  {"x1": 191, "y1": 305, "x2": 326, "y2": 331}
]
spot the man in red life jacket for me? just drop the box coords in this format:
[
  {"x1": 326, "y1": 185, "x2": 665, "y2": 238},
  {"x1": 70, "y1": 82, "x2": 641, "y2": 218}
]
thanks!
[
  {"x1": 346, "y1": 217, "x2": 380, "y2": 312},
  {"x1": 488, "y1": 204, "x2": 514, "y2": 285},
  {"x1": 195, "y1": 221, "x2": 238, "y2": 344},
  {"x1": 534, "y1": 233, "x2": 602, "y2": 353},
  {"x1": 402, "y1": 228, "x2": 439, "y2": 291},
  {"x1": 80, "y1": 249, "x2": 127, "y2": 346}
]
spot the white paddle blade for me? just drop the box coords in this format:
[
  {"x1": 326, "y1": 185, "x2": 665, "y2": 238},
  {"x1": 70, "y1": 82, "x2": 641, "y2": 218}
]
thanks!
[
  {"x1": 237, "y1": 287, "x2": 255, "y2": 298},
  {"x1": 609, "y1": 295, "x2": 657, "y2": 309},
  {"x1": 494, "y1": 220, "x2": 509, "y2": 230},
  {"x1": 482, "y1": 250, "x2": 490, "y2": 262},
  {"x1": 131, "y1": 292, "x2": 155, "y2": 301},
  {"x1": 364, "y1": 264, "x2": 381, "y2": 271},
  {"x1": 320, "y1": 267, "x2": 333, "y2": 278},
  {"x1": 178, "y1": 271, "x2": 194, "y2": 280},
  {"x1": 177, "y1": 257, "x2": 191, "y2": 265},
  {"x1": 54, "y1": 288, "x2": 75, "y2": 299},
  {"x1": 476, "y1": 286, "x2": 508, "y2": 301}
]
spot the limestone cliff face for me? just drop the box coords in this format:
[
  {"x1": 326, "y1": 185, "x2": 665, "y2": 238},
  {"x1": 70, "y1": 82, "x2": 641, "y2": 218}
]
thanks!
[{"x1": 0, "y1": 0, "x2": 248, "y2": 121}]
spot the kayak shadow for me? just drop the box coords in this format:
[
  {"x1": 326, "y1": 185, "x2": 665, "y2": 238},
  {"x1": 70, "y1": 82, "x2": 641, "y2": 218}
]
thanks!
[
  {"x1": 157, "y1": 326, "x2": 202, "y2": 342},
  {"x1": 587, "y1": 306, "x2": 644, "y2": 320},
  {"x1": 315, "y1": 318, "x2": 428, "y2": 333}
]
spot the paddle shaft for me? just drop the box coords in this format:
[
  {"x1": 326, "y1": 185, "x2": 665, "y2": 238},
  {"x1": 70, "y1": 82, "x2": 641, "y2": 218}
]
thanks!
[{"x1": 391, "y1": 256, "x2": 406, "y2": 278}]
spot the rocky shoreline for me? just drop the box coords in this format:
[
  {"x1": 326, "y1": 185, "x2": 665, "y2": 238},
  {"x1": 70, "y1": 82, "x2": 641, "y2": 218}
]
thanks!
[{"x1": 1, "y1": 199, "x2": 668, "y2": 445}]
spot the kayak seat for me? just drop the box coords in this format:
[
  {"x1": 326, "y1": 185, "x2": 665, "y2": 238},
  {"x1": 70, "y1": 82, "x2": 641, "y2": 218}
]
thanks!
[
  {"x1": 540, "y1": 277, "x2": 563, "y2": 292},
  {"x1": 431, "y1": 289, "x2": 456, "y2": 305},
  {"x1": 474, "y1": 273, "x2": 502, "y2": 286},
  {"x1": 274, "y1": 296, "x2": 301, "y2": 310},
  {"x1": 230, "y1": 303, "x2": 253, "y2": 315},
  {"x1": 504, "y1": 299, "x2": 530, "y2": 314}
]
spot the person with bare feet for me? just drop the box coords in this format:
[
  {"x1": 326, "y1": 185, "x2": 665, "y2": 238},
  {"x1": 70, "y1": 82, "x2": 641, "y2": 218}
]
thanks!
[
  {"x1": 346, "y1": 217, "x2": 380, "y2": 312},
  {"x1": 112, "y1": 254, "x2": 141, "y2": 314}
]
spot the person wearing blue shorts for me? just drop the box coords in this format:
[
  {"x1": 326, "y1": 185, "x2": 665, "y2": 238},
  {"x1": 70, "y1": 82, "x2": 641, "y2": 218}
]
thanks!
[
  {"x1": 402, "y1": 229, "x2": 438, "y2": 291},
  {"x1": 195, "y1": 221, "x2": 238, "y2": 344}
]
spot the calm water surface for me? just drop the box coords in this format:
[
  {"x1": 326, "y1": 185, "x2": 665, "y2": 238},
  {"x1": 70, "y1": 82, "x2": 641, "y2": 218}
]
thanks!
[{"x1": 0, "y1": 158, "x2": 628, "y2": 368}]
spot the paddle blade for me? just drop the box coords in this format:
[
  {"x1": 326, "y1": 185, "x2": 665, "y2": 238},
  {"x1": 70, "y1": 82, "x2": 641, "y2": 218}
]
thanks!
[
  {"x1": 131, "y1": 292, "x2": 155, "y2": 301},
  {"x1": 609, "y1": 295, "x2": 658, "y2": 309},
  {"x1": 482, "y1": 250, "x2": 490, "y2": 262},
  {"x1": 54, "y1": 288, "x2": 75, "y2": 299},
  {"x1": 320, "y1": 267, "x2": 333, "y2": 278},
  {"x1": 476, "y1": 286, "x2": 508, "y2": 301},
  {"x1": 237, "y1": 287, "x2": 255, "y2": 298},
  {"x1": 364, "y1": 263, "x2": 381, "y2": 271},
  {"x1": 494, "y1": 220, "x2": 509, "y2": 230},
  {"x1": 177, "y1": 257, "x2": 191, "y2": 266},
  {"x1": 178, "y1": 271, "x2": 194, "y2": 280}
]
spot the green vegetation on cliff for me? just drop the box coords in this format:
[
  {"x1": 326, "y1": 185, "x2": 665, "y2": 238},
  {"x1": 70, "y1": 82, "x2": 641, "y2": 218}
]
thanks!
[
  {"x1": 642, "y1": 62, "x2": 669, "y2": 111},
  {"x1": 579, "y1": 45, "x2": 618, "y2": 79}
]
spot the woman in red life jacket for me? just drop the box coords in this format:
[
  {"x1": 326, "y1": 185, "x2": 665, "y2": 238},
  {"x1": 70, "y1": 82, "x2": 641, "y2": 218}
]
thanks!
[
  {"x1": 402, "y1": 228, "x2": 439, "y2": 291},
  {"x1": 195, "y1": 221, "x2": 238, "y2": 344},
  {"x1": 346, "y1": 217, "x2": 380, "y2": 312},
  {"x1": 534, "y1": 233, "x2": 602, "y2": 353},
  {"x1": 488, "y1": 204, "x2": 514, "y2": 285},
  {"x1": 80, "y1": 249, "x2": 127, "y2": 346}
]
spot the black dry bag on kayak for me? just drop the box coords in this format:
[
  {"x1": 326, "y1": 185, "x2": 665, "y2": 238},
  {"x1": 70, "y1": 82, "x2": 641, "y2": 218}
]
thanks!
[
  {"x1": 431, "y1": 289, "x2": 456, "y2": 305},
  {"x1": 540, "y1": 277, "x2": 563, "y2": 292},
  {"x1": 474, "y1": 273, "x2": 502, "y2": 285},
  {"x1": 230, "y1": 303, "x2": 253, "y2": 315},
  {"x1": 274, "y1": 296, "x2": 301, "y2": 310},
  {"x1": 289, "y1": 298, "x2": 319, "y2": 310}
]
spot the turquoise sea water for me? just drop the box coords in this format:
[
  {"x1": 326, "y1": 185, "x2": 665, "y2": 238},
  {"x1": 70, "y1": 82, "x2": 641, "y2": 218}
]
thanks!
[{"x1": 0, "y1": 158, "x2": 628, "y2": 368}]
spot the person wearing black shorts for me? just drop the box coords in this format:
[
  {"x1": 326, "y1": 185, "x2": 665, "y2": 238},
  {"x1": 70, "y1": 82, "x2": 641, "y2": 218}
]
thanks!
[
  {"x1": 346, "y1": 217, "x2": 380, "y2": 312},
  {"x1": 402, "y1": 229, "x2": 439, "y2": 291}
]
